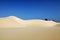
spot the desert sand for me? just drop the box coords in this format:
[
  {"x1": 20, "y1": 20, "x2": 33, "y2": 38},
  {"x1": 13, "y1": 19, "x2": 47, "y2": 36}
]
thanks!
[{"x1": 0, "y1": 16, "x2": 60, "y2": 40}]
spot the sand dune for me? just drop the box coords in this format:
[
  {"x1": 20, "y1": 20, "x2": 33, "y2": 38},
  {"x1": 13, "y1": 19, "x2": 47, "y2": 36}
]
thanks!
[
  {"x1": 0, "y1": 16, "x2": 60, "y2": 28},
  {"x1": 0, "y1": 16, "x2": 25, "y2": 28},
  {"x1": 0, "y1": 16, "x2": 60, "y2": 40}
]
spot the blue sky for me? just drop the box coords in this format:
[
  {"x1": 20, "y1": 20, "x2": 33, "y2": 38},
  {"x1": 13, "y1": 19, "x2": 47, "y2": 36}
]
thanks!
[{"x1": 0, "y1": 0, "x2": 60, "y2": 21}]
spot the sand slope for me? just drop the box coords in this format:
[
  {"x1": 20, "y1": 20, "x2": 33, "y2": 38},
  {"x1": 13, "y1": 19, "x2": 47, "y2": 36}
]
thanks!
[
  {"x1": 0, "y1": 16, "x2": 60, "y2": 40},
  {"x1": 0, "y1": 16, "x2": 60, "y2": 28}
]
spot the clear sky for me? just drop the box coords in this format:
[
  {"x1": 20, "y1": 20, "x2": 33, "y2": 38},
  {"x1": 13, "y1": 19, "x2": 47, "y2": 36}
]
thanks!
[{"x1": 0, "y1": 0, "x2": 60, "y2": 21}]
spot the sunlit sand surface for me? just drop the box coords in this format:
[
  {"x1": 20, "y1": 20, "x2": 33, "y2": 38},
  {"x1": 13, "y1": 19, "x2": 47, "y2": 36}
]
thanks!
[{"x1": 0, "y1": 16, "x2": 60, "y2": 40}]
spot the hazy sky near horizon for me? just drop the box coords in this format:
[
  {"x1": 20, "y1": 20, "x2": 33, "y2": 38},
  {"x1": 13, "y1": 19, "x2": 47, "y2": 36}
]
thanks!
[{"x1": 0, "y1": 0, "x2": 60, "y2": 21}]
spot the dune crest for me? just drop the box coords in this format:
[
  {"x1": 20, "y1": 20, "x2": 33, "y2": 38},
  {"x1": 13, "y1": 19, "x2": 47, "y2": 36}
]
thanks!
[
  {"x1": 0, "y1": 16, "x2": 60, "y2": 28},
  {"x1": 0, "y1": 16, "x2": 25, "y2": 28}
]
